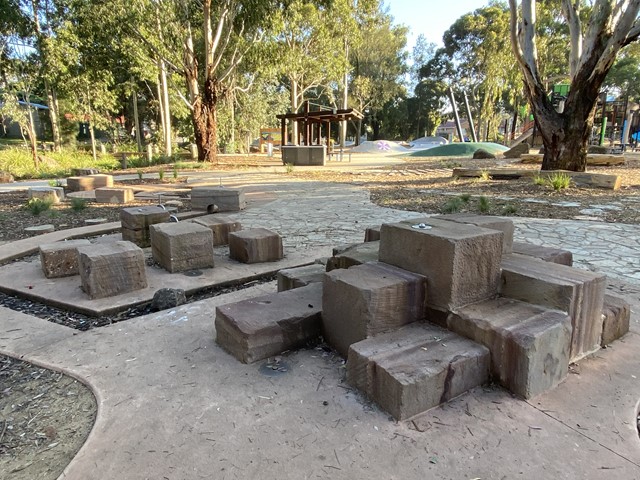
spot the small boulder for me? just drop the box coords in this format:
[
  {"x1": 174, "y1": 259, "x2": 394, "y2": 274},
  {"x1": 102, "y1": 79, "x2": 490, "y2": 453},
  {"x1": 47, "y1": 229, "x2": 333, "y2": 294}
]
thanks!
[
  {"x1": 151, "y1": 288, "x2": 187, "y2": 311},
  {"x1": 0, "y1": 171, "x2": 14, "y2": 183},
  {"x1": 503, "y1": 143, "x2": 530, "y2": 158},
  {"x1": 473, "y1": 148, "x2": 496, "y2": 159}
]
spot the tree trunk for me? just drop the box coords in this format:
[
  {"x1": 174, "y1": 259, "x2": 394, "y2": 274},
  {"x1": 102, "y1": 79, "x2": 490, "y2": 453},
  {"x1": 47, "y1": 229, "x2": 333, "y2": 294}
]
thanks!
[
  {"x1": 158, "y1": 59, "x2": 172, "y2": 157},
  {"x1": 536, "y1": 104, "x2": 592, "y2": 171},
  {"x1": 192, "y1": 75, "x2": 222, "y2": 163},
  {"x1": 290, "y1": 79, "x2": 299, "y2": 144},
  {"x1": 45, "y1": 82, "x2": 61, "y2": 151}
]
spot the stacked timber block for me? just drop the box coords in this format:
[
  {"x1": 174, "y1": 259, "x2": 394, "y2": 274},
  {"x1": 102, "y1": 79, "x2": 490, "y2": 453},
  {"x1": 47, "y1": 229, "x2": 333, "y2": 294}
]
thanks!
[
  {"x1": 229, "y1": 228, "x2": 283, "y2": 264},
  {"x1": 120, "y1": 206, "x2": 171, "y2": 247},
  {"x1": 191, "y1": 214, "x2": 242, "y2": 246},
  {"x1": 95, "y1": 187, "x2": 134, "y2": 204},
  {"x1": 500, "y1": 254, "x2": 606, "y2": 361},
  {"x1": 601, "y1": 294, "x2": 631, "y2": 346},
  {"x1": 28, "y1": 186, "x2": 65, "y2": 204},
  {"x1": 67, "y1": 174, "x2": 113, "y2": 192},
  {"x1": 326, "y1": 241, "x2": 379, "y2": 271},
  {"x1": 150, "y1": 222, "x2": 214, "y2": 273},
  {"x1": 39, "y1": 239, "x2": 91, "y2": 278},
  {"x1": 77, "y1": 241, "x2": 147, "y2": 299},
  {"x1": 322, "y1": 262, "x2": 427, "y2": 357},
  {"x1": 379, "y1": 218, "x2": 503, "y2": 311},
  {"x1": 277, "y1": 264, "x2": 326, "y2": 292},
  {"x1": 215, "y1": 283, "x2": 323, "y2": 363},
  {"x1": 445, "y1": 298, "x2": 572, "y2": 398},
  {"x1": 435, "y1": 214, "x2": 514, "y2": 254},
  {"x1": 511, "y1": 242, "x2": 573, "y2": 266},
  {"x1": 347, "y1": 323, "x2": 490, "y2": 420},
  {"x1": 191, "y1": 186, "x2": 246, "y2": 212}
]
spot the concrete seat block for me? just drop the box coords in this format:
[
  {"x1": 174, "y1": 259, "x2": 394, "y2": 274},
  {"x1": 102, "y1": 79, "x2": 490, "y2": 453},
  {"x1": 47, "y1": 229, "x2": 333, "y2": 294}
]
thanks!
[
  {"x1": 77, "y1": 241, "x2": 147, "y2": 299},
  {"x1": 512, "y1": 242, "x2": 573, "y2": 266},
  {"x1": 448, "y1": 298, "x2": 572, "y2": 399},
  {"x1": 500, "y1": 254, "x2": 606, "y2": 361},
  {"x1": 601, "y1": 294, "x2": 630, "y2": 346},
  {"x1": 120, "y1": 206, "x2": 171, "y2": 247},
  {"x1": 322, "y1": 261, "x2": 427, "y2": 357},
  {"x1": 435, "y1": 214, "x2": 514, "y2": 254},
  {"x1": 150, "y1": 222, "x2": 214, "y2": 273},
  {"x1": 192, "y1": 215, "x2": 242, "y2": 246},
  {"x1": 326, "y1": 241, "x2": 379, "y2": 271},
  {"x1": 229, "y1": 228, "x2": 283, "y2": 264},
  {"x1": 379, "y1": 218, "x2": 503, "y2": 311},
  {"x1": 277, "y1": 264, "x2": 326, "y2": 292},
  {"x1": 95, "y1": 187, "x2": 135, "y2": 204},
  {"x1": 215, "y1": 283, "x2": 323, "y2": 363},
  {"x1": 347, "y1": 323, "x2": 490, "y2": 420},
  {"x1": 39, "y1": 239, "x2": 91, "y2": 278},
  {"x1": 191, "y1": 186, "x2": 246, "y2": 212},
  {"x1": 364, "y1": 226, "x2": 381, "y2": 242},
  {"x1": 88, "y1": 174, "x2": 113, "y2": 188},
  {"x1": 66, "y1": 176, "x2": 95, "y2": 192},
  {"x1": 29, "y1": 186, "x2": 65, "y2": 204}
]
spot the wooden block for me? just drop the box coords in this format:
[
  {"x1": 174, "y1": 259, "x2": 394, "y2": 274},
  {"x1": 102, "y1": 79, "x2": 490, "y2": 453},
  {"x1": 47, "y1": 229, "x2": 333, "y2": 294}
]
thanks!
[
  {"x1": 229, "y1": 228, "x2": 283, "y2": 264},
  {"x1": 215, "y1": 284, "x2": 323, "y2": 363},
  {"x1": 39, "y1": 239, "x2": 91, "y2": 278},
  {"x1": 95, "y1": 187, "x2": 135, "y2": 204}
]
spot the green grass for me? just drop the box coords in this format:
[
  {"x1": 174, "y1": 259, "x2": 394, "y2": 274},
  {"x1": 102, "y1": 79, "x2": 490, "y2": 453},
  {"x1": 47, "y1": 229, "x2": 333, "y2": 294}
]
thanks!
[
  {"x1": 502, "y1": 204, "x2": 517, "y2": 215},
  {"x1": 441, "y1": 197, "x2": 464, "y2": 214},
  {"x1": 0, "y1": 148, "x2": 119, "y2": 179},
  {"x1": 70, "y1": 197, "x2": 88, "y2": 212},
  {"x1": 478, "y1": 170, "x2": 491, "y2": 182},
  {"x1": 533, "y1": 174, "x2": 547, "y2": 186},
  {"x1": 547, "y1": 171, "x2": 572, "y2": 191},
  {"x1": 158, "y1": 169, "x2": 165, "y2": 181},
  {"x1": 285, "y1": 163, "x2": 294, "y2": 174},
  {"x1": 459, "y1": 193, "x2": 471, "y2": 203}
]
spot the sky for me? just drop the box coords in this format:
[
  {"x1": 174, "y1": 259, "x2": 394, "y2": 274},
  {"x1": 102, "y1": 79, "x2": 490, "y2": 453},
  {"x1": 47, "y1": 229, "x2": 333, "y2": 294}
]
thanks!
[{"x1": 385, "y1": 0, "x2": 492, "y2": 51}]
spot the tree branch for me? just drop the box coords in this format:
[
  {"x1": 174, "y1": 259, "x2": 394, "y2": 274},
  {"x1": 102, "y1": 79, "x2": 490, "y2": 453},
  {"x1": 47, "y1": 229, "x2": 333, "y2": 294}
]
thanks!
[{"x1": 562, "y1": 0, "x2": 582, "y2": 80}]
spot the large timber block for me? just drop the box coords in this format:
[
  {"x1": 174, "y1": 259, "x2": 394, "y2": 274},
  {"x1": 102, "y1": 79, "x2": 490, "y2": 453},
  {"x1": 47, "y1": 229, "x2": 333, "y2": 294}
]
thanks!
[
  {"x1": 66, "y1": 176, "x2": 95, "y2": 192},
  {"x1": 28, "y1": 186, "x2": 65, "y2": 204},
  {"x1": 215, "y1": 283, "x2": 323, "y2": 363},
  {"x1": 192, "y1": 214, "x2": 242, "y2": 246},
  {"x1": 364, "y1": 226, "x2": 381, "y2": 242},
  {"x1": 347, "y1": 323, "x2": 490, "y2": 420},
  {"x1": 447, "y1": 298, "x2": 572, "y2": 399},
  {"x1": 71, "y1": 168, "x2": 100, "y2": 176},
  {"x1": 277, "y1": 263, "x2": 326, "y2": 292},
  {"x1": 322, "y1": 261, "x2": 427, "y2": 358},
  {"x1": 95, "y1": 187, "x2": 135, "y2": 204},
  {"x1": 379, "y1": 218, "x2": 503, "y2": 311},
  {"x1": 39, "y1": 239, "x2": 91, "y2": 278},
  {"x1": 77, "y1": 241, "x2": 147, "y2": 299},
  {"x1": 326, "y1": 241, "x2": 379, "y2": 271},
  {"x1": 88, "y1": 174, "x2": 113, "y2": 188},
  {"x1": 191, "y1": 186, "x2": 246, "y2": 212},
  {"x1": 120, "y1": 206, "x2": 171, "y2": 247},
  {"x1": 435, "y1": 214, "x2": 514, "y2": 254},
  {"x1": 229, "y1": 228, "x2": 283, "y2": 264},
  {"x1": 150, "y1": 222, "x2": 214, "y2": 273},
  {"x1": 511, "y1": 242, "x2": 573, "y2": 266},
  {"x1": 500, "y1": 254, "x2": 606, "y2": 362},
  {"x1": 601, "y1": 294, "x2": 630, "y2": 346}
]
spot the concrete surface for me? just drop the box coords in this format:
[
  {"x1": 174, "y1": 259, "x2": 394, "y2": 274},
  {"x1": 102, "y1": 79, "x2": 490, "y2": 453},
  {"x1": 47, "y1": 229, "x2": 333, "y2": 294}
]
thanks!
[{"x1": 1, "y1": 169, "x2": 640, "y2": 479}]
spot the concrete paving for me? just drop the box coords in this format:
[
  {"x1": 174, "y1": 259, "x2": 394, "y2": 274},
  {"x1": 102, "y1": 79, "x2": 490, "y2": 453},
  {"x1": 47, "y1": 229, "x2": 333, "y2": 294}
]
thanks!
[{"x1": 1, "y1": 168, "x2": 640, "y2": 479}]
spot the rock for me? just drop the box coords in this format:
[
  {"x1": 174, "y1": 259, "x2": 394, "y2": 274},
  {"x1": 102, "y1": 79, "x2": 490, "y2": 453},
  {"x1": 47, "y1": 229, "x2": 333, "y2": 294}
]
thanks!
[
  {"x1": 150, "y1": 222, "x2": 214, "y2": 273},
  {"x1": 601, "y1": 294, "x2": 630, "y2": 346},
  {"x1": 435, "y1": 214, "x2": 514, "y2": 254},
  {"x1": 0, "y1": 171, "x2": 14, "y2": 183},
  {"x1": 326, "y1": 241, "x2": 379, "y2": 271},
  {"x1": 151, "y1": 288, "x2": 187, "y2": 311},
  {"x1": 473, "y1": 148, "x2": 496, "y2": 159},
  {"x1": 277, "y1": 264, "x2": 326, "y2": 292},
  {"x1": 511, "y1": 242, "x2": 573, "y2": 266},
  {"x1": 191, "y1": 186, "x2": 246, "y2": 212},
  {"x1": 39, "y1": 239, "x2": 91, "y2": 278},
  {"x1": 228, "y1": 228, "x2": 283, "y2": 264},
  {"x1": 503, "y1": 143, "x2": 530, "y2": 158},
  {"x1": 85, "y1": 218, "x2": 108, "y2": 225},
  {"x1": 25, "y1": 224, "x2": 55, "y2": 234}
]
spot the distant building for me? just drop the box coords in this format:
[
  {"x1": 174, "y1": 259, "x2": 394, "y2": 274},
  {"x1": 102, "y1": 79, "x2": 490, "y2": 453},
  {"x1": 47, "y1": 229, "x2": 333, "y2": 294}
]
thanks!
[
  {"x1": 0, "y1": 100, "x2": 50, "y2": 139},
  {"x1": 436, "y1": 119, "x2": 470, "y2": 142}
]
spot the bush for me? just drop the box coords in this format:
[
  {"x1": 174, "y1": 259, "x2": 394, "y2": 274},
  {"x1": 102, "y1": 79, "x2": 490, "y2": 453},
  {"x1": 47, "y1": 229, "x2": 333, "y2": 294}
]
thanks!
[
  {"x1": 70, "y1": 197, "x2": 88, "y2": 212},
  {"x1": 547, "y1": 172, "x2": 571, "y2": 191},
  {"x1": 459, "y1": 193, "x2": 471, "y2": 203},
  {"x1": 25, "y1": 197, "x2": 53, "y2": 215},
  {"x1": 285, "y1": 163, "x2": 294, "y2": 174},
  {"x1": 441, "y1": 197, "x2": 463, "y2": 214},
  {"x1": 477, "y1": 196, "x2": 491, "y2": 213},
  {"x1": 533, "y1": 175, "x2": 547, "y2": 186},
  {"x1": 158, "y1": 169, "x2": 165, "y2": 181},
  {"x1": 502, "y1": 204, "x2": 517, "y2": 215}
]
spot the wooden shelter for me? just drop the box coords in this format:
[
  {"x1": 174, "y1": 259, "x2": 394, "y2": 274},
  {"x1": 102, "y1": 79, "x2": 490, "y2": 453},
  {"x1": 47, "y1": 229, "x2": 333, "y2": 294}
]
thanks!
[{"x1": 276, "y1": 101, "x2": 364, "y2": 148}]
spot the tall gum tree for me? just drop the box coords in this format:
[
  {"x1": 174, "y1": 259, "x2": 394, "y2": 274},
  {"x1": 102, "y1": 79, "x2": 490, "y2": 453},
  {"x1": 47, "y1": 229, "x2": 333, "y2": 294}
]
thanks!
[{"x1": 509, "y1": 0, "x2": 640, "y2": 171}]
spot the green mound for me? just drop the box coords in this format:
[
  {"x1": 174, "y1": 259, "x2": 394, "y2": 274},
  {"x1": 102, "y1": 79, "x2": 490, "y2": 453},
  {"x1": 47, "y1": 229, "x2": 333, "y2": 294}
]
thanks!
[{"x1": 407, "y1": 142, "x2": 509, "y2": 157}]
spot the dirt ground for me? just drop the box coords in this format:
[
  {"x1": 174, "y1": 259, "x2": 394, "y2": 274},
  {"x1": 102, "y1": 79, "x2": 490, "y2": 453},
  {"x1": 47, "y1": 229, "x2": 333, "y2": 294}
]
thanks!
[{"x1": 1, "y1": 154, "x2": 639, "y2": 479}]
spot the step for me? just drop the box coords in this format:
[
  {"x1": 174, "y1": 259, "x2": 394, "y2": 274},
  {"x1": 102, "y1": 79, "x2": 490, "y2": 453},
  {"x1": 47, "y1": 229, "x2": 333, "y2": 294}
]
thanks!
[
  {"x1": 277, "y1": 264, "x2": 325, "y2": 292},
  {"x1": 447, "y1": 298, "x2": 572, "y2": 399},
  {"x1": 500, "y1": 254, "x2": 606, "y2": 361},
  {"x1": 347, "y1": 322, "x2": 490, "y2": 420},
  {"x1": 326, "y1": 241, "x2": 379, "y2": 271},
  {"x1": 511, "y1": 242, "x2": 573, "y2": 266},
  {"x1": 215, "y1": 283, "x2": 323, "y2": 364}
]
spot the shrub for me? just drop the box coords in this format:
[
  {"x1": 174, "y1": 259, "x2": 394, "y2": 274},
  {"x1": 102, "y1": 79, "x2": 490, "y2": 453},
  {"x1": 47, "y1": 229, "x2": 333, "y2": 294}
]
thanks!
[
  {"x1": 173, "y1": 164, "x2": 178, "y2": 179},
  {"x1": 158, "y1": 169, "x2": 165, "y2": 181},
  {"x1": 459, "y1": 193, "x2": 471, "y2": 203},
  {"x1": 441, "y1": 197, "x2": 463, "y2": 214},
  {"x1": 533, "y1": 174, "x2": 547, "y2": 186},
  {"x1": 285, "y1": 163, "x2": 294, "y2": 174},
  {"x1": 25, "y1": 197, "x2": 53, "y2": 215},
  {"x1": 502, "y1": 204, "x2": 517, "y2": 215},
  {"x1": 478, "y1": 170, "x2": 491, "y2": 181},
  {"x1": 477, "y1": 196, "x2": 491, "y2": 213},
  {"x1": 137, "y1": 169, "x2": 143, "y2": 180},
  {"x1": 70, "y1": 197, "x2": 88, "y2": 212},
  {"x1": 547, "y1": 172, "x2": 571, "y2": 191}
]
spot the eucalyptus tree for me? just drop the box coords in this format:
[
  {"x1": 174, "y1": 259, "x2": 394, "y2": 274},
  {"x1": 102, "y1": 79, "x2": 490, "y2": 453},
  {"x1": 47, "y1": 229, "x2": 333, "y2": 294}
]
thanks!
[{"x1": 509, "y1": 0, "x2": 640, "y2": 171}]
